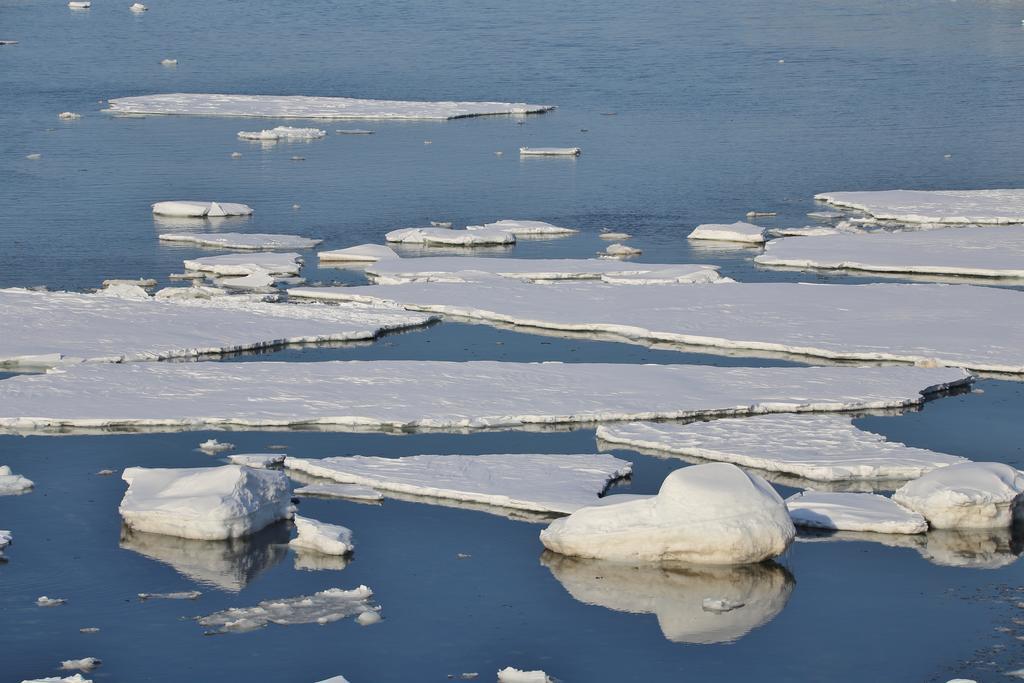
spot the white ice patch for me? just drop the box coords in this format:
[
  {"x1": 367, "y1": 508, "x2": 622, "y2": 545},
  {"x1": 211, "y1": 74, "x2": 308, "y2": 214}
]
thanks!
[
  {"x1": 289, "y1": 279, "x2": 1024, "y2": 373},
  {"x1": 385, "y1": 227, "x2": 516, "y2": 246},
  {"x1": 226, "y1": 454, "x2": 284, "y2": 469},
  {"x1": 197, "y1": 585, "x2": 376, "y2": 633},
  {"x1": 765, "y1": 226, "x2": 845, "y2": 238},
  {"x1": 786, "y1": 491, "x2": 927, "y2": 534},
  {"x1": 601, "y1": 243, "x2": 642, "y2": 257},
  {"x1": 364, "y1": 257, "x2": 721, "y2": 284},
  {"x1": 37, "y1": 596, "x2": 66, "y2": 607},
  {"x1": 893, "y1": 462, "x2": 1024, "y2": 529},
  {"x1": 688, "y1": 221, "x2": 766, "y2": 244},
  {"x1": 293, "y1": 483, "x2": 383, "y2": 501},
  {"x1": 199, "y1": 439, "x2": 234, "y2": 454},
  {"x1": 595, "y1": 415, "x2": 968, "y2": 482},
  {"x1": 467, "y1": 220, "x2": 578, "y2": 236},
  {"x1": 96, "y1": 283, "x2": 151, "y2": 301},
  {"x1": 0, "y1": 530, "x2": 12, "y2": 555},
  {"x1": 58, "y1": 112, "x2": 81, "y2": 120},
  {"x1": 0, "y1": 362, "x2": 970, "y2": 433},
  {"x1": 540, "y1": 463, "x2": 796, "y2": 565},
  {"x1": 519, "y1": 146, "x2": 580, "y2": 156},
  {"x1": 542, "y1": 554, "x2": 792, "y2": 644},
  {"x1": 107, "y1": 94, "x2": 553, "y2": 120},
  {"x1": 237, "y1": 126, "x2": 326, "y2": 141},
  {"x1": 184, "y1": 252, "x2": 302, "y2": 276},
  {"x1": 0, "y1": 465, "x2": 34, "y2": 495},
  {"x1": 815, "y1": 189, "x2": 1024, "y2": 224},
  {"x1": 60, "y1": 658, "x2": 100, "y2": 672},
  {"x1": 0, "y1": 288, "x2": 432, "y2": 367},
  {"x1": 152, "y1": 201, "x2": 253, "y2": 218},
  {"x1": 289, "y1": 515, "x2": 354, "y2": 556},
  {"x1": 160, "y1": 233, "x2": 322, "y2": 251},
  {"x1": 756, "y1": 225, "x2": 1024, "y2": 279},
  {"x1": 138, "y1": 591, "x2": 202, "y2": 600},
  {"x1": 22, "y1": 676, "x2": 91, "y2": 683},
  {"x1": 318, "y1": 244, "x2": 400, "y2": 263},
  {"x1": 154, "y1": 285, "x2": 230, "y2": 301},
  {"x1": 119, "y1": 465, "x2": 294, "y2": 540},
  {"x1": 286, "y1": 453, "x2": 631, "y2": 514}
]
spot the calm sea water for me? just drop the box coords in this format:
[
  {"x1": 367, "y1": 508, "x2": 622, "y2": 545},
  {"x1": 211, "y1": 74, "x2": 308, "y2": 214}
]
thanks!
[{"x1": 2, "y1": 0, "x2": 1024, "y2": 680}]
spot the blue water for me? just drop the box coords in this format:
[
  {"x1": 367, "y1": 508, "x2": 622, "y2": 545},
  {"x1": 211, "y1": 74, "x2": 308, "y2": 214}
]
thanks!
[{"x1": 2, "y1": 0, "x2": 1024, "y2": 680}]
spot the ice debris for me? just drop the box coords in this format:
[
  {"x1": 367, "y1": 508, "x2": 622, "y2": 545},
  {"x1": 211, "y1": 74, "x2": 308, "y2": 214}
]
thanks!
[
  {"x1": 688, "y1": 221, "x2": 766, "y2": 244},
  {"x1": 385, "y1": 227, "x2": 515, "y2": 247},
  {"x1": 160, "y1": 58, "x2": 177, "y2": 66},
  {"x1": 0, "y1": 529, "x2": 12, "y2": 555},
  {"x1": 60, "y1": 658, "x2": 100, "y2": 672},
  {"x1": 198, "y1": 585, "x2": 376, "y2": 633},
  {"x1": 0, "y1": 465, "x2": 34, "y2": 495},
  {"x1": 237, "y1": 126, "x2": 326, "y2": 141},
  {"x1": 68, "y1": 1, "x2": 90, "y2": 8},
  {"x1": 356, "y1": 610, "x2": 381, "y2": 626},
  {"x1": 58, "y1": 112, "x2": 81, "y2": 120},
  {"x1": 138, "y1": 590, "x2": 202, "y2": 600},
  {"x1": 519, "y1": 146, "x2": 580, "y2": 156},
  {"x1": 497, "y1": 668, "x2": 552, "y2": 682},
  {"x1": 22, "y1": 676, "x2": 91, "y2": 683},
  {"x1": 815, "y1": 189, "x2": 1024, "y2": 224},
  {"x1": 599, "y1": 231, "x2": 631, "y2": 240},
  {"x1": 37, "y1": 596, "x2": 66, "y2": 607},
  {"x1": 318, "y1": 244, "x2": 400, "y2": 263},
  {"x1": 600, "y1": 243, "x2": 642, "y2": 258},
  {"x1": 199, "y1": 439, "x2": 234, "y2": 454},
  {"x1": 129, "y1": 3, "x2": 147, "y2": 11},
  {"x1": 893, "y1": 463, "x2": 1024, "y2": 529},
  {"x1": 289, "y1": 515, "x2": 354, "y2": 556},
  {"x1": 786, "y1": 491, "x2": 927, "y2": 534},
  {"x1": 293, "y1": 483, "x2": 383, "y2": 501},
  {"x1": 184, "y1": 252, "x2": 301, "y2": 276},
  {"x1": 160, "y1": 232, "x2": 322, "y2": 250},
  {"x1": 468, "y1": 219, "x2": 577, "y2": 236},
  {"x1": 152, "y1": 201, "x2": 253, "y2": 218}
]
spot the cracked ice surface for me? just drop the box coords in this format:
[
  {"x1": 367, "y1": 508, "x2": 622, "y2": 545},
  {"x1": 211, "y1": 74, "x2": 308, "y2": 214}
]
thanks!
[
  {"x1": 364, "y1": 258, "x2": 722, "y2": 284},
  {"x1": 0, "y1": 288, "x2": 433, "y2": 367},
  {"x1": 786, "y1": 491, "x2": 927, "y2": 534},
  {"x1": 756, "y1": 225, "x2": 1024, "y2": 279},
  {"x1": 815, "y1": 189, "x2": 1024, "y2": 224},
  {"x1": 160, "y1": 233, "x2": 322, "y2": 250},
  {"x1": 198, "y1": 586, "x2": 377, "y2": 633},
  {"x1": 0, "y1": 362, "x2": 968, "y2": 433},
  {"x1": 285, "y1": 453, "x2": 632, "y2": 514},
  {"x1": 106, "y1": 93, "x2": 553, "y2": 120},
  {"x1": 595, "y1": 415, "x2": 967, "y2": 482},
  {"x1": 289, "y1": 280, "x2": 1024, "y2": 373}
]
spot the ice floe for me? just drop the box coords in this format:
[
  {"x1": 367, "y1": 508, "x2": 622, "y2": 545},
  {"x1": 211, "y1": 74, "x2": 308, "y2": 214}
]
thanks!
[
  {"x1": 318, "y1": 244, "x2": 400, "y2": 263},
  {"x1": 292, "y1": 483, "x2": 383, "y2": 501},
  {"x1": 540, "y1": 463, "x2": 795, "y2": 564},
  {"x1": 497, "y1": 668, "x2": 552, "y2": 682},
  {"x1": 198, "y1": 585, "x2": 377, "y2": 633},
  {"x1": 815, "y1": 189, "x2": 1024, "y2": 224},
  {"x1": 600, "y1": 243, "x2": 642, "y2": 258},
  {"x1": 468, "y1": 220, "x2": 577, "y2": 236},
  {"x1": 599, "y1": 231, "x2": 632, "y2": 240},
  {"x1": 106, "y1": 93, "x2": 553, "y2": 120},
  {"x1": 542, "y1": 553, "x2": 793, "y2": 643},
  {"x1": 68, "y1": 1, "x2": 90, "y2": 8},
  {"x1": 291, "y1": 279, "x2": 1024, "y2": 373},
  {"x1": 22, "y1": 676, "x2": 91, "y2": 683},
  {"x1": 765, "y1": 226, "x2": 845, "y2": 238},
  {"x1": 286, "y1": 453, "x2": 631, "y2": 514},
  {"x1": 595, "y1": 415, "x2": 968, "y2": 482},
  {"x1": 58, "y1": 112, "x2": 81, "y2": 120},
  {"x1": 893, "y1": 463, "x2": 1024, "y2": 529},
  {"x1": 755, "y1": 225, "x2": 1024, "y2": 279},
  {"x1": 160, "y1": 232, "x2": 322, "y2": 250},
  {"x1": 129, "y1": 3, "x2": 147, "y2": 11},
  {"x1": 0, "y1": 362, "x2": 970, "y2": 433},
  {"x1": 385, "y1": 227, "x2": 516, "y2": 247},
  {"x1": 0, "y1": 529, "x2": 12, "y2": 556},
  {"x1": 60, "y1": 658, "x2": 100, "y2": 672},
  {"x1": 0, "y1": 288, "x2": 432, "y2": 367},
  {"x1": 289, "y1": 515, "x2": 354, "y2": 556},
  {"x1": 0, "y1": 465, "x2": 34, "y2": 495},
  {"x1": 160, "y1": 58, "x2": 177, "y2": 66},
  {"x1": 519, "y1": 147, "x2": 580, "y2": 156},
  {"x1": 237, "y1": 126, "x2": 326, "y2": 141},
  {"x1": 183, "y1": 252, "x2": 302, "y2": 276},
  {"x1": 786, "y1": 491, "x2": 927, "y2": 534},
  {"x1": 688, "y1": 221, "x2": 766, "y2": 244},
  {"x1": 138, "y1": 591, "x2": 202, "y2": 600},
  {"x1": 37, "y1": 596, "x2": 66, "y2": 607},
  {"x1": 119, "y1": 464, "x2": 294, "y2": 540},
  {"x1": 152, "y1": 201, "x2": 253, "y2": 218},
  {"x1": 227, "y1": 453, "x2": 284, "y2": 468},
  {"x1": 199, "y1": 438, "x2": 234, "y2": 454},
  {"x1": 364, "y1": 257, "x2": 721, "y2": 284}
]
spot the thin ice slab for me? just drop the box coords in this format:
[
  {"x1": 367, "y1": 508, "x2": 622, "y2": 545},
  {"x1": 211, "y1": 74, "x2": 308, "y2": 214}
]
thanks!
[
  {"x1": 160, "y1": 233, "x2": 322, "y2": 251},
  {"x1": 786, "y1": 491, "x2": 927, "y2": 534},
  {"x1": 285, "y1": 453, "x2": 632, "y2": 514},
  {"x1": 292, "y1": 483, "x2": 384, "y2": 501},
  {"x1": 385, "y1": 227, "x2": 515, "y2": 246},
  {"x1": 318, "y1": 244, "x2": 400, "y2": 263},
  {"x1": 595, "y1": 415, "x2": 967, "y2": 482},
  {"x1": 289, "y1": 515, "x2": 354, "y2": 555},
  {"x1": 183, "y1": 252, "x2": 302, "y2": 276},
  {"x1": 468, "y1": 220, "x2": 577, "y2": 236},
  {"x1": 198, "y1": 585, "x2": 377, "y2": 633},
  {"x1": 688, "y1": 222, "x2": 766, "y2": 244},
  {"x1": 152, "y1": 201, "x2": 252, "y2": 218},
  {"x1": 106, "y1": 93, "x2": 553, "y2": 120},
  {"x1": 815, "y1": 189, "x2": 1024, "y2": 224},
  {"x1": 755, "y1": 225, "x2": 1024, "y2": 279},
  {"x1": 0, "y1": 362, "x2": 968, "y2": 433},
  {"x1": 288, "y1": 279, "x2": 1024, "y2": 373},
  {"x1": 0, "y1": 288, "x2": 433, "y2": 367},
  {"x1": 237, "y1": 126, "x2": 325, "y2": 141}
]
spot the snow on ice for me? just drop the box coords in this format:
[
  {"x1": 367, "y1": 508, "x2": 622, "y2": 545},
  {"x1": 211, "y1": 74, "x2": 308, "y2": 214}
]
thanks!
[
  {"x1": 786, "y1": 491, "x2": 927, "y2": 534},
  {"x1": 893, "y1": 462, "x2": 1024, "y2": 529},
  {"x1": 815, "y1": 189, "x2": 1024, "y2": 224},
  {"x1": 160, "y1": 232, "x2": 322, "y2": 250}
]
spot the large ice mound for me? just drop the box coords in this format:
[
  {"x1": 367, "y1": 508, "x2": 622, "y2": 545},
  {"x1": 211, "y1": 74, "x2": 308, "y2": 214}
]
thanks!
[
  {"x1": 106, "y1": 93, "x2": 553, "y2": 120},
  {"x1": 786, "y1": 491, "x2": 927, "y2": 534},
  {"x1": 119, "y1": 465, "x2": 294, "y2": 540},
  {"x1": 815, "y1": 189, "x2": 1024, "y2": 224},
  {"x1": 198, "y1": 585, "x2": 377, "y2": 633},
  {"x1": 539, "y1": 463, "x2": 796, "y2": 565},
  {"x1": 893, "y1": 462, "x2": 1024, "y2": 529},
  {"x1": 688, "y1": 221, "x2": 766, "y2": 244},
  {"x1": 385, "y1": 227, "x2": 515, "y2": 246},
  {"x1": 160, "y1": 232, "x2": 322, "y2": 250},
  {"x1": 596, "y1": 415, "x2": 968, "y2": 482},
  {"x1": 152, "y1": 201, "x2": 253, "y2": 218}
]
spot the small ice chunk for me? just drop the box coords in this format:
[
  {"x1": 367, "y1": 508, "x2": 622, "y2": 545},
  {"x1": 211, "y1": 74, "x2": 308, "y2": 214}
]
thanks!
[
  {"x1": 153, "y1": 285, "x2": 229, "y2": 300},
  {"x1": 184, "y1": 252, "x2": 301, "y2": 276},
  {"x1": 497, "y1": 667, "x2": 552, "y2": 682},
  {"x1": 539, "y1": 463, "x2": 795, "y2": 565},
  {"x1": 430, "y1": 221, "x2": 453, "y2": 228},
  {"x1": 160, "y1": 58, "x2": 177, "y2": 66},
  {"x1": 60, "y1": 658, "x2": 100, "y2": 672},
  {"x1": 22, "y1": 676, "x2": 92, "y2": 683},
  {"x1": 58, "y1": 112, "x2": 81, "y2": 120},
  {"x1": 152, "y1": 201, "x2": 253, "y2": 218},
  {"x1": 807, "y1": 211, "x2": 843, "y2": 220},
  {"x1": 237, "y1": 126, "x2": 326, "y2": 141},
  {"x1": 198, "y1": 439, "x2": 234, "y2": 454},
  {"x1": 138, "y1": 590, "x2": 202, "y2": 600},
  {"x1": 0, "y1": 529, "x2": 12, "y2": 555},
  {"x1": 119, "y1": 464, "x2": 294, "y2": 540},
  {"x1": 129, "y1": 3, "x2": 147, "y2": 11},
  {"x1": 289, "y1": 515, "x2": 354, "y2": 556},
  {"x1": 766, "y1": 226, "x2": 843, "y2": 238},
  {"x1": 318, "y1": 244, "x2": 400, "y2": 263},
  {"x1": 293, "y1": 483, "x2": 384, "y2": 501},
  {"x1": 316, "y1": 677, "x2": 351, "y2": 683},
  {"x1": 356, "y1": 609, "x2": 382, "y2": 625},
  {"x1": 230, "y1": 152, "x2": 242, "y2": 158},
  {"x1": 0, "y1": 465, "x2": 34, "y2": 495},
  {"x1": 519, "y1": 147, "x2": 580, "y2": 156},
  {"x1": 599, "y1": 232, "x2": 631, "y2": 240},
  {"x1": 96, "y1": 283, "x2": 151, "y2": 300},
  {"x1": 198, "y1": 585, "x2": 376, "y2": 633},
  {"x1": 37, "y1": 596, "x2": 66, "y2": 607},
  {"x1": 468, "y1": 220, "x2": 577, "y2": 236},
  {"x1": 159, "y1": 232, "x2": 322, "y2": 250},
  {"x1": 601, "y1": 243, "x2": 641, "y2": 257},
  {"x1": 688, "y1": 221, "x2": 766, "y2": 244},
  {"x1": 68, "y1": 1, "x2": 90, "y2": 7},
  {"x1": 336, "y1": 129, "x2": 374, "y2": 134},
  {"x1": 96, "y1": 469, "x2": 115, "y2": 476},
  {"x1": 79, "y1": 628, "x2": 99, "y2": 634},
  {"x1": 217, "y1": 269, "x2": 276, "y2": 291},
  {"x1": 786, "y1": 491, "x2": 927, "y2": 534},
  {"x1": 702, "y1": 598, "x2": 745, "y2": 613},
  {"x1": 228, "y1": 453, "x2": 285, "y2": 469},
  {"x1": 26, "y1": 153, "x2": 41, "y2": 160},
  {"x1": 102, "y1": 278, "x2": 157, "y2": 288},
  {"x1": 385, "y1": 227, "x2": 515, "y2": 246},
  {"x1": 893, "y1": 463, "x2": 1024, "y2": 529},
  {"x1": 745, "y1": 211, "x2": 776, "y2": 218}
]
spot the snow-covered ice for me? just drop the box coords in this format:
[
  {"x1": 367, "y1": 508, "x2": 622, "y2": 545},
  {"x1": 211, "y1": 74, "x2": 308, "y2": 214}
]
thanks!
[
  {"x1": 289, "y1": 279, "x2": 1024, "y2": 373},
  {"x1": 237, "y1": 126, "x2": 326, "y2": 141},
  {"x1": 0, "y1": 362, "x2": 970, "y2": 433},
  {"x1": 467, "y1": 220, "x2": 577, "y2": 236},
  {"x1": 129, "y1": 3, "x2": 147, "y2": 11},
  {"x1": 68, "y1": 1, "x2": 90, "y2": 8},
  {"x1": 119, "y1": 465, "x2": 294, "y2": 540},
  {"x1": 519, "y1": 147, "x2": 580, "y2": 156},
  {"x1": 37, "y1": 596, "x2": 66, "y2": 607},
  {"x1": 765, "y1": 226, "x2": 845, "y2": 238},
  {"x1": 688, "y1": 221, "x2": 766, "y2": 244},
  {"x1": 152, "y1": 201, "x2": 253, "y2": 218},
  {"x1": 60, "y1": 658, "x2": 100, "y2": 672},
  {"x1": 0, "y1": 465, "x2": 34, "y2": 495},
  {"x1": 540, "y1": 463, "x2": 796, "y2": 565},
  {"x1": 107, "y1": 94, "x2": 553, "y2": 120},
  {"x1": 786, "y1": 491, "x2": 927, "y2": 534},
  {"x1": 356, "y1": 610, "x2": 381, "y2": 625},
  {"x1": 595, "y1": 415, "x2": 968, "y2": 482},
  {"x1": 600, "y1": 243, "x2": 642, "y2": 258},
  {"x1": 755, "y1": 225, "x2": 1024, "y2": 279},
  {"x1": 0, "y1": 530, "x2": 12, "y2": 556},
  {"x1": 138, "y1": 591, "x2": 202, "y2": 600},
  {"x1": 58, "y1": 112, "x2": 81, "y2": 120},
  {"x1": 160, "y1": 232, "x2": 322, "y2": 250},
  {"x1": 289, "y1": 515, "x2": 354, "y2": 556},
  {"x1": 815, "y1": 189, "x2": 1024, "y2": 224},
  {"x1": 292, "y1": 483, "x2": 383, "y2": 501},
  {"x1": 318, "y1": 244, "x2": 400, "y2": 263},
  {"x1": 893, "y1": 463, "x2": 1024, "y2": 529},
  {"x1": 154, "y1": 285, "x2": 230, "y2": 301},
  {"x1": 0, "y1": 288, "x2": 432, "y2": 367},
  {"x1": 198, "y1": 585, "x2": 377, "y2": 633},
  {"x1": 364, "y1": 257, "x2": 721, "y2": 284},
  {"x1": 198, "y1": 439, "x2": 234, "y2": 454},
  {"x1": 227, "y1": 453, "x2": 284, "y2": 468},
  {"x1": 542, "y1": 553, "x2": 792, "y2": 644},
  {"x1": 497, "y1": 668, "x2": 552, "y2": 682},
  {"x1": 184, "y1": 252, "x2": 302, "y2": 276},
  {"x1": 286, "y1": 453, "x2": 631, "y2": 514},
  {"x1": 22, "y1": 676, "x2": 91, "y2": 683},
  {"x1": 385, "y1": 227, "x2": 516, "y2": 246},
  {"x1": 702, "y1": 598, "x2": 745, "y2": 613}
]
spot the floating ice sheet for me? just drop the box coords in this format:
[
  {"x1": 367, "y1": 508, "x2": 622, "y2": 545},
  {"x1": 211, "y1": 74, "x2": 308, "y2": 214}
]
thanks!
[
  {"x1": 160, "y1": 233, "x2": 322, "y2": 251},
  {"x1": 184, "y1": 252, "x2": 302, "y2": 276},
  {"x1": 107, "y1": 94, "x2": 553, "y2": 120},
  {"x1": 197, "y1": 585, "x2": 377, "y2": 633},
  {"x1": 519, "y1": 147, "x2": 580, "y2": 156},
  {"x1": 318, "y1": 244, "x2": 400, "y2": 262},
  {"x1": 364, "y1": 257, "x2": 721, "y2": 284},
  {"x1": 468, "y1": 220, "x2": 577, "y2": 236},
  {"x1": 237, "y1": 126, "x2": 325, "y2": 141},
  {"x1": 152, "y1": 201, "x2": 253, "y2": 218},
  {"x1": 815, "y1": 189, "x2": 1024, "y2": 224},
  {"x1": 0, "y1": 465, "x2": 34, "y2": 495},
  {"x1": 497, "y1": 668, "x2": 552, "y2": 682},
  {"x1": 688, "y1": 221, "x2": 766, "y2": 244},
  {"x1": 0, "y1": 361, "x2": 967, "y2": 433},
  {"x1": 595, "y1": 415, "x2": 967, "y2": 482},
  {"x1": 786, "y1": 491, "x2": 927, "y2": 534},
  {"x1": 285, "y1": 453, "x2": 632, "y2": 514},
  {"x1": 0, "y1": 288, "x2": 433, "y2": 367},
  {"x1": 292, "y1": 481, "x2": 383, "y2": 501},
  {"x1": 756, "y1": 225, "x2": 1024, "y2": 279},
  {"x1": 289, "y1": 515, "x2": 354, "y2": 556},
  {"x1": 289, "y1": 279, "x2": 1024, "y2": 373},
  {"x1": 385, "y1": 227, "x2": 515, "y2": 246},
  {"x1": 22, "y1": 676, "x2": 91, "y2": 683}
]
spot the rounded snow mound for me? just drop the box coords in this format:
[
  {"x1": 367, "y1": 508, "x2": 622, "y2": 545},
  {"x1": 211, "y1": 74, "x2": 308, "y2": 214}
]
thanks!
[
  {"x1": 540, "y1": 463, "x2": 795, "y2": 565},
  {"x1": 893, "y1": 462, "x2": 1024, "y2": 529}
]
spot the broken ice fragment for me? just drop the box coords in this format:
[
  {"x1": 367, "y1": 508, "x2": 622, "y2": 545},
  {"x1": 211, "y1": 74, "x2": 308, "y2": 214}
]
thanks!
[
  {"x1": 37, "y1": 596, "x2": 66, "y2": 607},
  {"x1": 815, "y1": 189, "x2": 1024, "y2": 224},
  {"x1": 289, "y1": 515, "x2": 354, "y2": 556},
  {"x1": 468, "y1": 220, "x2": 577, "y2": 236},
  {"x1": 129, "y1": 3, "x2": 147, "y2": 11},
  {"x1": 0, "y1": 465, "x2": 34, "y2": 495},
  {"x1": 497, "y1": 667, "x2": 552, "y2": 682},
  {"x1": 198, "y1": 585, "x2": 377, "y2": 633},
  {"x1": 227, "y1": 453, "x2": 284, "y2": 469},
  {"x1": 601, "y1": 243, "x2": 641, "y2": 257},
  {"x1": 356, "y1": 609, "x2": 382, "y2": 625},
  {"x1": 786, "y1": 491, "x2": 927, "y2": 534},
  {"x1": 184, "y1": 252, "x2": 301, "y2": 276},
  {"x1": 198, "y1": 439, "x2": 234, "y2": 454},
  {"x1": 688, "y1": 221, "x2": 766, "y2": 244},
  {"x1": 138, "y1": 590, "x2": 202, "y2": 600},
  {"x1": 893, "y1": 463, "x2": 1024, "y2": 529},
  {"x1": 519, "y1": 146, "x2": 580, "y2": 156},
  {"x1": 237, "y1": 126, "x2": 326, "y2": 141},
  {"x1": 318, "y1": 244, "x2": 399, "y2": 263},
  {"x1": 599, "y1": 232, "x2": 631, "y2": 240},
  {"x1": 152, "y1": 201, "x2": 252, "y2": 218},
  {"x1": 160, "y1": 232, "x2": 321, "y2": 250},
  {"x1": 60, "y1": 658, "x2": 100, "y2": 672},
  {"x1": 385, "y1": 227, "x2": 515, "y2": 247},
  {"x1": 58, "y1": 112, "x2": 81, "y2": 120}
]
